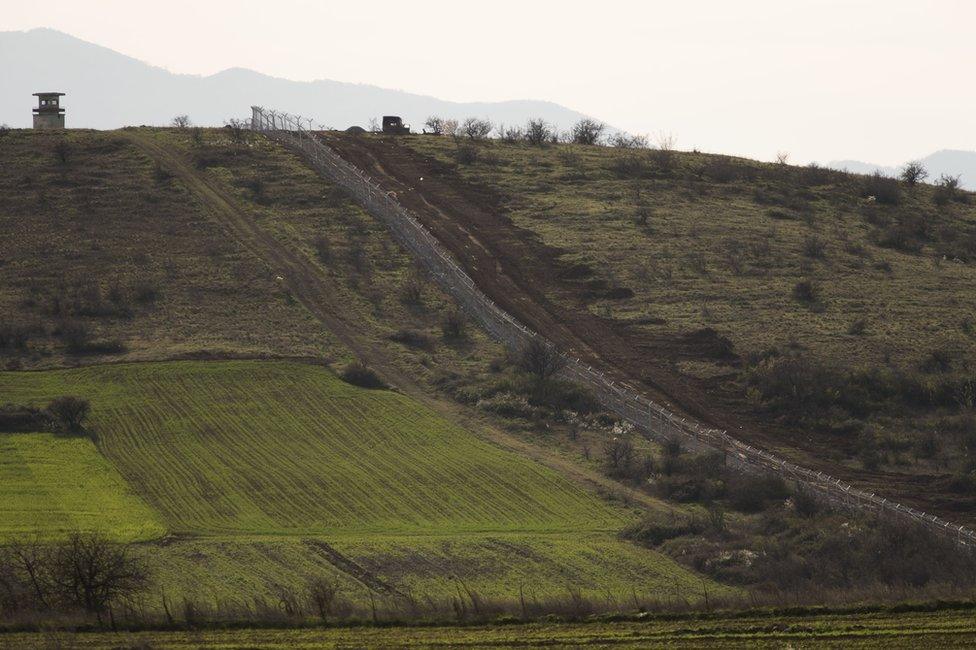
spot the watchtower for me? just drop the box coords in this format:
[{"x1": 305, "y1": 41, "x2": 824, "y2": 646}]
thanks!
[{"x1": 33, "y1": 92, "x2": 65, "y2": 129}]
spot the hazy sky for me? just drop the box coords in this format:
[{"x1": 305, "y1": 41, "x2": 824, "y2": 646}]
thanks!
[{"x1": 6, "y1": 0, "x2": 975, "y2": 165}]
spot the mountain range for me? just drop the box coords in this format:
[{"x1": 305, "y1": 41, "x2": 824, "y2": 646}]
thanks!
[{"x1": 0, "y1": 28, "x2": 594, "y2": 132}]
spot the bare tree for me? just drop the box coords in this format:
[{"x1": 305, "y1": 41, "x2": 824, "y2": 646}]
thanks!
[
  {"x1": 900, "y1": 161, "x2": 929, "y2": 186},
  {"x1": 170, "y1": 115, "x2": 191, "y2": 129},
  {"x1": 307, "y1": 576, "x2": 341, "y2": 622},
  {"x1": 461, "y1": 117, "x2": 493, "y2": 140},
  {"x1": 571, "y1": 118, "x2": 606, "y2": 145},
  {"x1": 776, "y1": 151, "x2": 790, "y2": 165},
  {"x1": 525, "y1": 119, "x2": 552, "y2": 146},
  {"x1": 424, "y1": 116, "x2": 444, "y2": 135},
  {"x1": 50, "y1": 532, "x2": 148, "y2": 621},
  {"x1": 602, "y1": 436, "x2": 636, "y2": 479},
  {"x1": 517, "y1": 338, "x2": 565, "y2": 383},
  {"x1": 368, "y1": 117, "x2": 380, "y2": 133},
  {"x1": 47, "y1": 396, "x2": 90, "y2": 433}
]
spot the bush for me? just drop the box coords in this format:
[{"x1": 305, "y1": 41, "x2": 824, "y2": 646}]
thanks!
[
  {"x1": 524, "y1": 119, "x2": 552, "y2": 146},
  {"x1": 727, "y1": 475, "x2": 789, "y2": 512},
  {"x1": 608, "y1": 155, "x2": 650, "y2": 179},
  {"x1": 570, "y1": 118, "x2": 605, "y2": 145},
  {"x1": 460, "y1": 117, "x2": 493, "y2": 141},
  {"x1": 900, "y1": 161, "x2": 928, "y2": 186},
  {"x1": 441, "y1": 309, "x2": 467, "y2": 340},
  {"x1": 801, "y1": 235, "x2": 826, "y2": 259},
  {"x1": 621, "y1": 516, "x2": 703, "y2": 546},
  {"x1": 862, "y1": 172, "x2": 902, "y2": 205},
  {"x1": 792, "y1": 279, "x2": 819, "y2": 304},
  {"x1": 388, "y1": 328, "x2": 432, "y2": 350},
  {"x1": 0, "y1": 404, "x2": 49, "y2": 433},
  {"x1": 455, "y1": 144, "x2": 478, "y2": 165},
  {"x1": 339, "y1": 362, "x2": 386, "y2": 389},
  {"x1": 516, "y1": 339, "x2": 565, "y2": 383},
  {"x1": 47, "y1": 396, "x2": 90, "y2": 433}
]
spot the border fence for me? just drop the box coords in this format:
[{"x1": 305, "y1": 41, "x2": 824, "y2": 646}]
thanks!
[{"x1": 250, "y1": 106, "x2": 976, "y2": 549}]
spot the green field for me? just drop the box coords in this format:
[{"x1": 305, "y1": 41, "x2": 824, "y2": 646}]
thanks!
[
  {"x1": 0, "y1": 360, "x2": 625, "y2": 536},
  {"x1": 0, "y1": 432, "x2": 164, "y2": 541},
  {"x1": 0, "y1": 360, "x2": 719, "y2": 604}
]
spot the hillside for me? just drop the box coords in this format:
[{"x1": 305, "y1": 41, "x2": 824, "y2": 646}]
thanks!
[
  {"x1": 327, "y1": 132, "x2": 976, "y2": 522},
  {"x1": 0, "y1": 127, "x2": 727, "y2": 615},
  {"x1": 0, "y1": 29, "x2": 596, "y2": 132}
]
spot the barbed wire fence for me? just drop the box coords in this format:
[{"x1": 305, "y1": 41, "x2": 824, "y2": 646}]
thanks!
[{"x1": 249, "y1": 106, "x2": 976, "y2": 550}]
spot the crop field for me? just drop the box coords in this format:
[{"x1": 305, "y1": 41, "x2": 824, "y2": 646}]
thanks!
[
  {"x1": 0, "y1": 360, "x2": 625, "y2": 535},
  {"x1": 0, "y1": 360, "x2": 720, "y2": 604},
  {"x1": 0, "y1": 432, "x2": 164, "y2": 541},
  {"x1": 8, "y1": 604, "x2": 976, "y2": 648}
]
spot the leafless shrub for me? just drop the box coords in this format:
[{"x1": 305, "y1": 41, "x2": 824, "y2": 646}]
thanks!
[
  {"x1": 170, "y1": 115, "x2": 191, "y2": 129},
  {"x1": 793, "y1": 279, "x2": 820, "y2": 304},
  {"x1": 312, "y1": 235, "x2": 332, "y2": 263},
  {"x1": 517, "y1": 338, "x2": 565, "y2": 383},
  {"x1": 307, "y1": 576, "x2": 341, "y2": 622},
  {"x1": 570, "y1": 118, "x2": 605, "y2": 145},
  {"x1": 498, "y1": 124, "x2": 524, "y2": 143},
  {"x1": 608, "y1": 132, "x2": 648, "y2": 149},
  {"x1": 441, "y1": 308, "x2": 467, "y2": 340},
  {"x1": 461, "y1": 117, "x2": 493, "y2": 141},
  {"x1": 934, "y1": 174, "x2": 963, "y2": 206},
  {"x1": 423, "y1": 116, "x2": 444, "y2": 135},
  {"x1": 399, "y1": 275, "x2": 425, "y2": 306},
  {"x1": 802, "y1": 235, "x2": 827, "y2": 259},
  {"x1": 900, "y1": 161, "x2": 928, "y2": 186},
  {"x1": 524, "y1": 119, "x2": 552, "y2": 146},
  {"x1": 655, "y1": 131, "x2": 677, "y2": 151},
  {"x1": 776, "y1": 151, "x2": 790, "y2": 165},
  {"x1": 225, "y1": 119, "x2": 251, "y2": 144},
  {"x1": 53, "y1": 139, "x2": 70, "y2": 165},
  {"x1": 454, "y1": 143, "x2": 478, "y2": 165},
  {"x1": 46, "y1": 396, "x2": 90, "y2": 433}
]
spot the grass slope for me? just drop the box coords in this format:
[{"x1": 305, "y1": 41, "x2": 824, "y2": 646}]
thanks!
[
  {"x1": 0, "y1": 432, "x2": 164, "y2": 542},
  {"x1": 0, "y1": 360, "x2": 624, "y2": 536}
]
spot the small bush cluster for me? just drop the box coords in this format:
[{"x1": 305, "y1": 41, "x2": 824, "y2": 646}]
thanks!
[{"x1": 339, "y1": 362, "x2": 386, "y2": 389}]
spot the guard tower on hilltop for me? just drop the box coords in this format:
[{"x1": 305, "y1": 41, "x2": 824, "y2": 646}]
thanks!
[{"x1": 33, "y1": 92, "x2": 65, "y2": 129}]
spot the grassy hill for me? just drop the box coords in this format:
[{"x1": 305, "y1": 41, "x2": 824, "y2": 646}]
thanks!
[
  {"x1": 0, "y1": 128, "x2": 735, "y2": 614},
  {"x1": 337, "y1": 132, "x2": 976, "y2": 516}
]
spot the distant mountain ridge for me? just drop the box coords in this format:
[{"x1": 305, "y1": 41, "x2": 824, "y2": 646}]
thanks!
[
  {"x1": 0, "y1": 28, "x2": 597, "y2": 132},
  {"x1": 829, "y1": 150, "x2": 976, "y2": 190}
]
